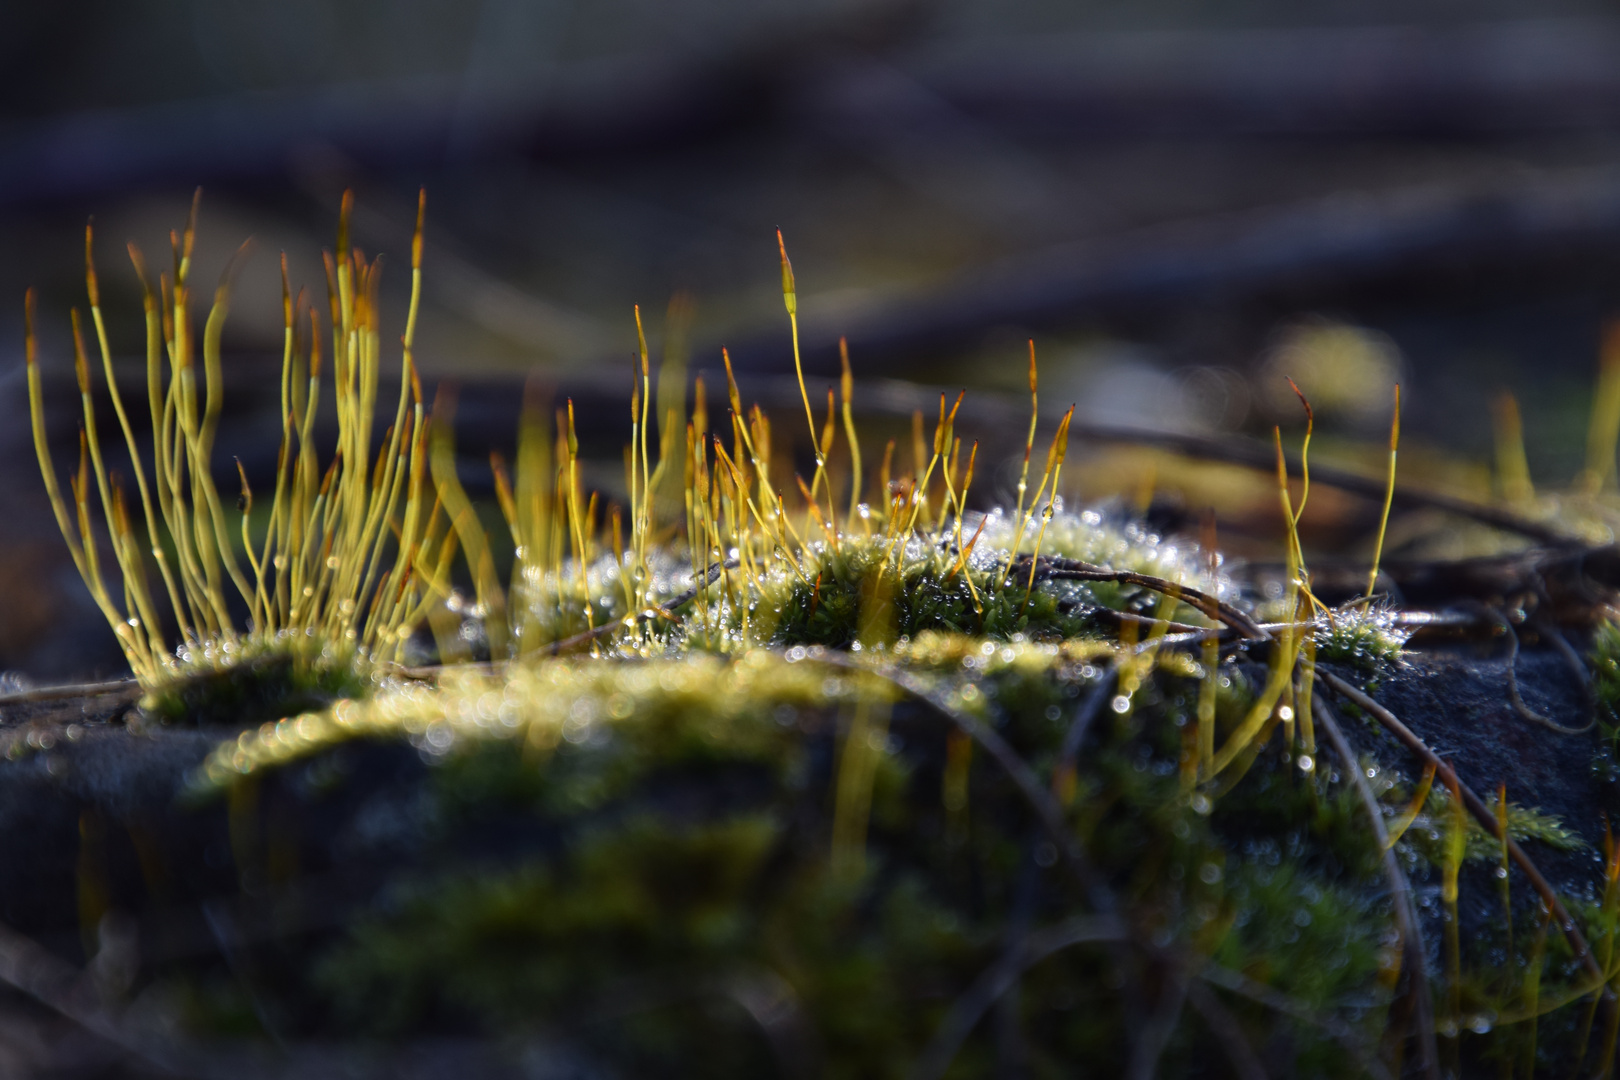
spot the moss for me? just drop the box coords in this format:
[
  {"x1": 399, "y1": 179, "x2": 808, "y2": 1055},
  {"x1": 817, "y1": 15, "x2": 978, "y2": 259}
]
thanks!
[
  {"x1": 1388, "y1": 781, "x2": 1586, "y2": 869},
  {"x1": 1591, "y1": 616, "x2": 1620, "y2": 720},
  {"x1": 39, "y1": 193, "x2": 1620, "y2": 1070},
  {"x1": 1313, "y1": 605, "x2": 1410, "y2": 670},
  {"x1": 140, "y1": 632, "x2": 372, "y2": 728},
  {"x1": 180, "y1": 618, "x2": 1415, "y2": 1071}
]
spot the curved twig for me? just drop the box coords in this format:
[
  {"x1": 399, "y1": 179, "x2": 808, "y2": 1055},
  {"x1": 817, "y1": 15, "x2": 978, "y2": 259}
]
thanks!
[
  {"x1": 1088, "y1": 607, "x2": 1211, "y2": 638},
  {"x1": 1196, "y1": 962, "x2": 1393, "y2": 1080},
  {"x1": 816, "y1": 652, "x2": 1116, "y2": 914},
  {"x1": 1470, "y1": 604, "x2": 1594, "y2": 735},
  {"x1": 0, "y1": 914, "x2": 193, "y2": 1075},
  {"x1": 1023, "y1": 556, "x2": 1269, "y2": 641},
  {"x1": 1317, "y1": 669, "x2": 1606, "y2": 992},
  {"x1": 1313, "y1": 695, "x2": 1437, "y2": 1080},
  {"x1": 0, "y1": 678, "x2": 140, "y2": 708},
  {"x1": 1184, "y1": 979, "x2": 1268, "y2": 1080},
  {"x1": 1054, "y1": 667, "x2": 1120, "y2": 791},
  {"x1": 1059, "y1": 421, "x2": 1573, "y2": 547},
  {"x1": 910, "y1": 915, "x2": 1126, "y2": 1080},
  {"x1": 1531, "y1": 614, "x2": 1598, "y2": 713}
]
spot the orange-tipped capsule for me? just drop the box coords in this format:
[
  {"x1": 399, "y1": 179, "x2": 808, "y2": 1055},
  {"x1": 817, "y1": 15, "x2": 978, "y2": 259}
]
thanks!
[
  {"x1": 23, "y1": 288, "x2": 36, "y2": 368},
  {"x1": 1052, "y1": 405, "x2": 1074, "y2": 468},
  {"x1": 308, "y1": 308, "x2": 323, "y2": 378},
  {"x1": 70, "y1": 309, "x2": 90, "y2": 394},
  {"x1": 634, "y1": 304, "x2": 649, "y2": 378},
  {"x1": 337, "y1": 189, "x2": 353, "y2": 259},
  {"x1": 777, "y1": 229, "x2": 796, "y2": 317},
  {"x1": 1390, "y1": 384, "x2": 1402, "y2": 451},
  {"x1": 722, "y1": 348, "x2": 743, "y2": 418},
  {"x1": 84, "y1": 222, "x2": 100, "y2": 308},
  {"x1": 235, "y1": 458, "x2": 253, "y2": 514},
  {"x1": 182, "y1": 188, "x2": 200, "y2": 266},
  {"x1": 412, "y1": 188, "x2": 426, "y2": 271},
  {"x1": 75, "y1": 427, "x2": 89, "y2": 499},
  {"x1": 280, "y1": 253, "x2": 292, "y2": 327},
  {"x1": 127, "y1": 243, "x2": 151, "y2": 296},
  {"x1": 566, "y1": 398, "x2": 580, "y2": 457},
  {"x1": 821, "y1": 388, "x2": 836, "y2": 457},
  {"x1": 112, "y1": 475, "x2": 132, "y2": 536}
]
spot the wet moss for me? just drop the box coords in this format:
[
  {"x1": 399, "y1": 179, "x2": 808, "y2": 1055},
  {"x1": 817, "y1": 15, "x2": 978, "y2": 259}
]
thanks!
[
  {"x1": 183, "y1": 630, "x2": 1415, "y2": 1073},
  {"x1": 140, "y1": 633, "x2": 372, "y2": 728},
  {"x1": 1590, "y1": 616, "x2": 1620, "y2": 720},
  {"x1": 166, "y1": 516, "x2": 1614, "y2": 1073},
  {"x1": 1313, "y1": 606, "x2": 1410, "y2": 671}
]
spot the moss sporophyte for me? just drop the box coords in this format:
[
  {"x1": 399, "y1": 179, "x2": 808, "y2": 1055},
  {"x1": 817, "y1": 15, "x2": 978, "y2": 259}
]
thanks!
[{"x1": 27, "y1": 190, "x2": 1620, "y2": 1075}]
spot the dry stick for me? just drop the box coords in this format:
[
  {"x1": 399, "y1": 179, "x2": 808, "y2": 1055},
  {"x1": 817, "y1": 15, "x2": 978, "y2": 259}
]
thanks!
[
  {"x1": 824, "y1": 654, "x2": 1158, "y2": 1056},
  {"x1": 1056, "y1": 421, "x2": 1573, "y2": 546},
  {"x1": 0, "y1": 679, "x2": 141, "y2": 707},
  {"x1": 1313, "y1": 695, "x2": 1440, "y2": 1080},
  {"x1": 746, "y1": 381, "x2": 1569, "y2": 545},
  {"x1": 1317, "y1": 669, "x2": 1607, "y2": 993},
  {"x1": 1027, "y1": 557, "x2": 1270, "y2": 641},
  {"x1": 1127, "y1": 966, "x2": 1192, "y2": 1080},
  {"x1": 1196, "y1": 963, "x2": 1394, "y2": 1080},
  {"x1": 814, "y1": 653, "x2": 1116, "y2": 917},
  {"x1": 1473, "y1": 603, "x2": 1594, "y2": 736},
  {"x1": 1184, "y1": 980, "x2": 1269, "y2": 1080},
  {"x1": 0, "y1": 914, "x2": 191, "y2": 1075},
  {"x1": 911, "y1": 668, "x2": 1120, "y2": 1080},
  {"x1": 910, "y1": 915, "x2": 1127, "y2": 1080}
]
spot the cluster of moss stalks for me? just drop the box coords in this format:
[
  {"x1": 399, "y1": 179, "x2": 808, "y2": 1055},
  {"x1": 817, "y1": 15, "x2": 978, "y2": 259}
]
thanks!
[{"x1": 28, "y1": 194, "x2": 1620, "y2": 1076}]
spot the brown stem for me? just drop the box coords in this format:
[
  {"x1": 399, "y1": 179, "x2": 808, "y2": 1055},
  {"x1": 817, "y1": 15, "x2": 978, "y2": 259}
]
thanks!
[
  {"x1": 1313, "y1": 695, "x2": 1439, "y2": 1080},
  {"x1": 1317, "y1": 669, "x2": 1607, "y2": 994},
  {"x1": 0, "y1": 679, "x2": 140, "y2": 707},
  {"x1": 1024, "y1": 555, "x2": 1270, "y2": 640}
]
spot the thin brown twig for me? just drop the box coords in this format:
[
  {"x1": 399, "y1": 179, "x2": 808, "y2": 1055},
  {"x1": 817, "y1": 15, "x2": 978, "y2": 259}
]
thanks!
[
  {"x1": 1059, "y1": 421, "x2": 1573, "y2": 547},
  {"x1": 0, "y1": 914, "x2": 192, "y2": 1075},
  {"x1": 1312, "y1": 695, "x2": 1438, "y2": 1080},
  {"x1": 1317, "y1": 669, "x2": 1607, "y2": 994},
  {"x1": 1469, "y1": 604, "x2": 1594, "y2": 735},
  {"x1": 1196, "y1": 962, "x2": 1394, "y2": 1080},
  {"x1": 815, "y1": 652, "x2": 1116, "y2": 913},
  {"x1": 1022, "y1": 555, "x2": 1270, "y2": 640},
  {"x1": 1184, "y1": 979, "x2": 1269, "y2": 1080},
  {"x1": 1127, "y1": 964, "x2": 1192, "y2": 1080},
  {"x1": 910, "y1": 915, "x2": 1127, "y2": 1080},
  {"x1": 0, "y1": 679, "x2": 140, "y2": 708}
]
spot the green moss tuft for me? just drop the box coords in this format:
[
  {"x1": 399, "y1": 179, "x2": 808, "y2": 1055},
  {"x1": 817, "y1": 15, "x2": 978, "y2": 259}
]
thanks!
[
  {"x1": 141, "y1": 633, "x2": 372, "y2": 728},
  {"x1": 1313, "y1": 605, "x2": 1410, "y2": 670}
]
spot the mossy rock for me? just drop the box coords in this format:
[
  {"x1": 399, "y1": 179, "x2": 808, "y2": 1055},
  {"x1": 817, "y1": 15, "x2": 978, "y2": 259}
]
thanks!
[{"x1": 0, "y1": 620, "x2": 1610, "y2": 1077}]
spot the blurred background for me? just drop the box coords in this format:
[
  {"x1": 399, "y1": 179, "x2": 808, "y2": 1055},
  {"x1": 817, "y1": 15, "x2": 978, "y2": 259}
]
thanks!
[{"x1": 7, "y1": 0, "x2": 1620, "y2": 678}]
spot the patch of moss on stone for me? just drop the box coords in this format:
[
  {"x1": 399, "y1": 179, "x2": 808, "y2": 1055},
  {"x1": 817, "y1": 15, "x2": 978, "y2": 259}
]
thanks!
[
  {"x1": 141, "y1": 633, "x2": 373, "y2": 728},
  {"x1": 1313, "y1": 605, "x2": 1410, "y2": 671}
]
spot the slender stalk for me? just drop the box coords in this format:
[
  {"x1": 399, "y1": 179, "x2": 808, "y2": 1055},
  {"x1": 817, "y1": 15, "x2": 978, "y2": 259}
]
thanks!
[{"x1": 1364, "y1": 384, "x2": 1400, "y2": 608}]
